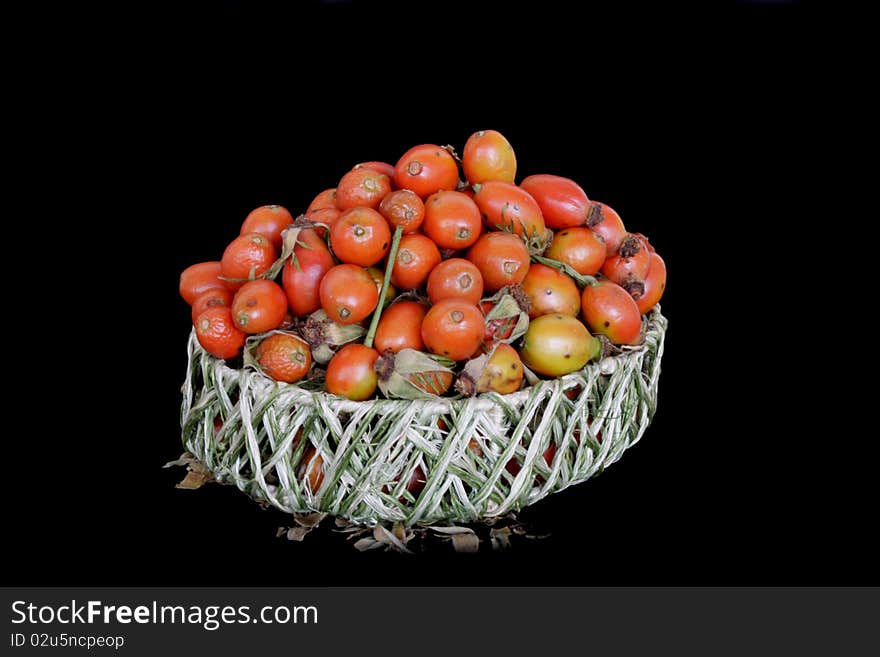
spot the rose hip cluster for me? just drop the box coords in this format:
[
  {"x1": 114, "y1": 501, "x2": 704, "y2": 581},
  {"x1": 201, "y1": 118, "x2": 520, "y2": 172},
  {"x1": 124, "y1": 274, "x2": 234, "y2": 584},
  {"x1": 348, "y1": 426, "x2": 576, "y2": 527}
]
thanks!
[{"x1": 179, "y1": 130, "x2": 666, "y2": 401}]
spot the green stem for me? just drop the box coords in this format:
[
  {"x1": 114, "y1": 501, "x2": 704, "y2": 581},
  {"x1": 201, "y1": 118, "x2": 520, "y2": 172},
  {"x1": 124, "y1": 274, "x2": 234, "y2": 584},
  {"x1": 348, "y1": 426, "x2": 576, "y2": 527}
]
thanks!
[
  {"x1": 531, "y1": 254, "x2": 599, "y2": 288},
  {"x1": 364, "y1": 225, "x2": 404, "y2": 349}
]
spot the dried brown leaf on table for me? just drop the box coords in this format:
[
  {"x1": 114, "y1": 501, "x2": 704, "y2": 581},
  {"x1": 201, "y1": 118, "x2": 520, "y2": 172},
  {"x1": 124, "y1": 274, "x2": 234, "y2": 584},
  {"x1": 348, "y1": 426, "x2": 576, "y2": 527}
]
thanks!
[
  {"x1": 294, "y1": 512, "x2": 327, "y2": 528},
  {"x1": 190, "y1": 462, "x2": 211, "y2": 476},
  {"x1": 274, "y1": 513, "x2": 539, "y2": 552},
  {"x1": 176, "y1": 470, "x2": 211, "y2": 490},
  {"x1": 451, "y1": 532, "x2": 480, "y2": 553},
  {"x1": 490, "y1": 526, "x2": 513, "y2": 551},
  {"x1": 334, "y1": 517, "x2": 368, "y2": 535},
  {"x1": 353, "y1": 537, "x2": 383, "y2": 552},
  {"x1": 344, "y1": 527, "x2": 372, "y2": 541},
  {"x1": 373, "y1": 525, "x2": 413, "y2": 554},
  {"x1": 432, "y1": 526, "x2": 480, "y2": 553},
  {"x1": 286, "y1": 526, "x2": 313, "y2": 542},
  {"x1": 166, "y1": 452, "x2": 213, "y2": 490},
  {"x1": 276, "y1": 513, "x2": 328, "y2": 542}
]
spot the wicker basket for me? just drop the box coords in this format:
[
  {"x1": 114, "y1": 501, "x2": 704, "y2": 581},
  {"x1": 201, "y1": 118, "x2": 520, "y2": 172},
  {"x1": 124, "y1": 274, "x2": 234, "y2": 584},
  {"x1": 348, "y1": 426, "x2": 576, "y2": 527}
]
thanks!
[{"x1": 179, "y1": 307, "x2": 666, "y2": 528}]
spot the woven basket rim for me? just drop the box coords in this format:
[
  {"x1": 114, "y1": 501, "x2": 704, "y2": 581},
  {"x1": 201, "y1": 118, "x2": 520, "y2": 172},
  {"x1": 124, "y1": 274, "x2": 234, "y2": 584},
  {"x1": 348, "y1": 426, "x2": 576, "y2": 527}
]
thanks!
[{"x1": 188, "y1": 305, "x2": 665, "y2": 414}]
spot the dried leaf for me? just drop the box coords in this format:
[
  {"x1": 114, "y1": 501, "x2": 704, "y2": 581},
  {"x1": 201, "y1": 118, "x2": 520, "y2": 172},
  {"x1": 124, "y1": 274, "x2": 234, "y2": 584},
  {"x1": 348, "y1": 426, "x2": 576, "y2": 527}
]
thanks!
[
  {"x1": 520, "y1": 362, "x2": 541, "y2": 387},
  {"x1": 481, "y1": 289, "x2": 530, "y2": 345},
  {"x1": 455, "y1": 352, "x2": 490, "y2": 397},
  {"x1": 377, "y1": 349, "x2": 454, "y2": 400},
  {"x1": 301, "y1": 309, "x2": 365, "y2": 365},
  {"x1": 190, "y1": 460, "x2": 211, "y2": 475},
  {"x1": 432, "y1": 525, "x2": 480, "y2": 553},
  {"x1": 294, "y1": 512, "x2": 327, "y2": 528},
  {"x1": 451, "y1": 532, "x2": 480, "y2": 553},
  {"x1": 490, "y1": 526, "x2": 512, "y2": 551},
  {"x1": 373, "y1": 525, "x2": 413, "y2": 554},
  {"x1": 310, "y1": 343, "x2": 336, "y2": 365},
  {"x1": 432, "y1": 526, "x2": 477, "y2": 535},
  {"x1": 343, "y1": 526, "x2": 371, "y2": 540},
  {"x1": 286, "y1": 526, "x2": 313, "y2": 542},
  {"x1": 176, "y1": 470, "x2": 211, "y2": 490},
  {"x1": 353, "y1": 537, "x2": 383, "y2": 551}
]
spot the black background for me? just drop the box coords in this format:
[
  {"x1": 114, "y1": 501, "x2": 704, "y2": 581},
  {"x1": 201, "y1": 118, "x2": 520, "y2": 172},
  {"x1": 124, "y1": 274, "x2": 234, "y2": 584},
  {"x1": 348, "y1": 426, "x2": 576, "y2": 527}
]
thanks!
[{"x1": 10, "y1": 1, "x2": 874, "y2": 586}]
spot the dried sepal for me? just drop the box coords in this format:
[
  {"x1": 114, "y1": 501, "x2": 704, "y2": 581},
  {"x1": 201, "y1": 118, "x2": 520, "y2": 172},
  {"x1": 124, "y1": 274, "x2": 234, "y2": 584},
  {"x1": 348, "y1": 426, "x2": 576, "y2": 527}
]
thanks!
[
  {"x1": 456, "y1": 343, "x2": 524, "y2": 396},
  {"x1": 480, "y1": 285, "x2": 530, "y2": 347},
  {"x1": 300, "y1": 309, "x2": 366, "y2": 364},
  {"x1": 526, "y1": 227, "x2": 554, "y2": 255},
  {"x1": 376, "y1": 349, "x2": 454, "y2": 400},
  {"x1": 519, "y1": 361, "x2": 541, "y2": 387},
  {"x1": 455, "y1": 352, "x2": 490, "y2": 396},
  {"x1": 258, "y1": 222, "x2": 309, "y2": 282},
  {"x1": 241, "y1": 329, "x2": 303, "y2": 371}
]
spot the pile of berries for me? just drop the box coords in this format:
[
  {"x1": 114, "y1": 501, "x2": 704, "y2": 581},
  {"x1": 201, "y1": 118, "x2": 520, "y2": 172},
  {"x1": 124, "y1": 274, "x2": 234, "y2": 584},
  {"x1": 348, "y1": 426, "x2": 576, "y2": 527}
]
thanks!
[{"x1": 179, "y1": 130, "x2": 666, "y2": 401}]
